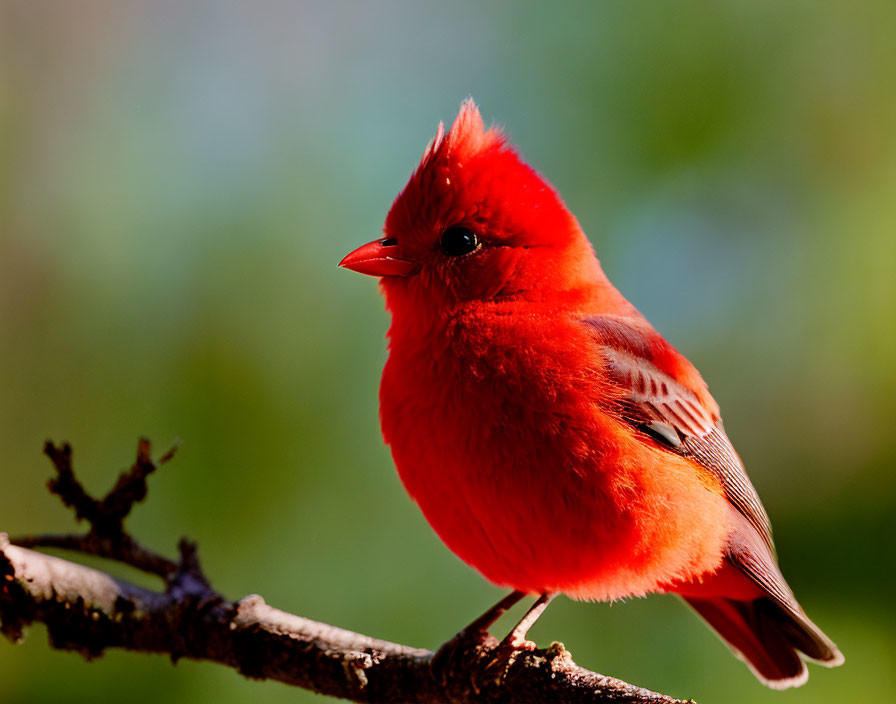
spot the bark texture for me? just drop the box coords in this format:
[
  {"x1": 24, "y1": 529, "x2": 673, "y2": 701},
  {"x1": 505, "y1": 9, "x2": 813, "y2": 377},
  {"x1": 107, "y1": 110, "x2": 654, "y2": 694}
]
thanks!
[{"x1": 0, "y1": 440, "x2": 693, "y2": 704}]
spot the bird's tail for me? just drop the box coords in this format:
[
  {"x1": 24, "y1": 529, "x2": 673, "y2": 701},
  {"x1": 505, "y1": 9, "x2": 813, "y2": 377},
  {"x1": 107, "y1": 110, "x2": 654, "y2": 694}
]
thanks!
[{"x1": 683, "y1": 595, "x2": 844, "y2": 689}]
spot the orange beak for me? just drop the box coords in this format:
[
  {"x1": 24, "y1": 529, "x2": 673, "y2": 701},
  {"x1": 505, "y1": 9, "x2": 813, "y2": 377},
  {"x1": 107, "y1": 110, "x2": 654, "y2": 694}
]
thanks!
[{"x1": 338, "y1": 238, "x2": 420, "y2": 277}]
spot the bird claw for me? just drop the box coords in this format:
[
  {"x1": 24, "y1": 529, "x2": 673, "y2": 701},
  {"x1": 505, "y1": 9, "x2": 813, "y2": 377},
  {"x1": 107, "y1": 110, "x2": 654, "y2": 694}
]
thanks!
[
  {"x1": 432, "y1": 628, "x2": 537, "y2": 692},
  {"x1": 431, "y1": 591, "x2": 554, "y2": 692},
  {"x1": 501, "y1": 634, "x2": 537, "y2": 651},
  {"x1": 478, "y1": 637, "x2": 534, "y2": 688},
  {"x1": 431, "y1": 626, "x2": 493, "y2": 689}
]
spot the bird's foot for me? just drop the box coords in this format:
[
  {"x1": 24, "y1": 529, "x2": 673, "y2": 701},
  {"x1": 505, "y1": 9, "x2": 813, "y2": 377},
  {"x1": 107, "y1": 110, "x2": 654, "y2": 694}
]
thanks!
[
  {"x1": 477, "y1": 634, "x2": 536, "y2": 688},
  {"x1": 478, "y1": 593, "x2": 557, "y2": 686},
  {"x1": 501, "y1": 592, "x2": 556, "y2": 648},
  {"x1": 431, "y1": 590, "x2": 525, "y2": 689},
  {"x1": 432, "y1": 592, "x2": 558, "y2": 693},
  {"x1": 431, "y1": 629, "x2": 492, "y2": 692}
]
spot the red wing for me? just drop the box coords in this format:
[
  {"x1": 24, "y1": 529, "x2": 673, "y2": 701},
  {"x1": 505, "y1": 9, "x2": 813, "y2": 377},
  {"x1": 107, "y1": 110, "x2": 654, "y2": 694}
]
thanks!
[
  {"x1": 583, "y1": 316, "x2": 843, "y2": 676},
  {"x1": 582, "y1": 315, "x2": 775, "y2": 554}
]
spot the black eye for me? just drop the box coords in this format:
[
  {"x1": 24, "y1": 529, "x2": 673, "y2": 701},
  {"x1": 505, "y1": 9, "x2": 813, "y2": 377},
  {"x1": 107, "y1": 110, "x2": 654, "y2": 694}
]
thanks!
[{"x1": 440, "y1": 226, "x2": 479, "y2": 257}]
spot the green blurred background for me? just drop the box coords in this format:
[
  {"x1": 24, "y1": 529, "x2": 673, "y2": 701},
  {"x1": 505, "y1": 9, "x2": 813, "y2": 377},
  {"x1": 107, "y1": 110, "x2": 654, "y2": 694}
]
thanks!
[{"x1": 1, "y1": 1, "x2": 894, "y2": 702}]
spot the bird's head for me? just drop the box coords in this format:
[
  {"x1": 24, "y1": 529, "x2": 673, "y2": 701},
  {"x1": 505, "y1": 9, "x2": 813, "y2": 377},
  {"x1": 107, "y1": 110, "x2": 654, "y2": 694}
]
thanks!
[{"x1": 340, "y1": 99, "x2": 600, "y2": 313}]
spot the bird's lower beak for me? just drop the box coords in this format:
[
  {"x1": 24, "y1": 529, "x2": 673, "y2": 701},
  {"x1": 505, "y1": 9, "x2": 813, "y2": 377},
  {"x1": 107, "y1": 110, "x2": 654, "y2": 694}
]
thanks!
[{"x1": 338, "y1": 238, "x2": 420, "y2": 277}]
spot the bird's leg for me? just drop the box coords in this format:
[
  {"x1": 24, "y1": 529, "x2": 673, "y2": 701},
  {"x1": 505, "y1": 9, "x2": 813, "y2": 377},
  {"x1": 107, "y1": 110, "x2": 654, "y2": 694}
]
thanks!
[
  {"x1": 473, "y1": 592, "x2": 558, "y2": 688},
  {"x1": 431, "y1": 590, "x2": 525, "y2": 686},
  {"x1": 458, "y1": 589, "x2": 527, "y2": 637},
  {"x1": 498, "y1": 592, "x2": 557, "y2": 649}
]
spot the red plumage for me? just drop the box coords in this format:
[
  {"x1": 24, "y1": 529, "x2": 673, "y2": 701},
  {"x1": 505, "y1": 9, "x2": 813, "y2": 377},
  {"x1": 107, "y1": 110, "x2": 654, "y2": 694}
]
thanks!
[{"x1": 340, "y1": 99, "x2": 843, "y2": 688}]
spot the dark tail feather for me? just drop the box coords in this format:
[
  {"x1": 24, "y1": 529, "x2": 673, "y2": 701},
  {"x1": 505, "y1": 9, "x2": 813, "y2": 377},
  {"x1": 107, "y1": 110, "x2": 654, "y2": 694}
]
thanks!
[{"x1": 684, "y1": 596, "x2": 844, "y2": 689}]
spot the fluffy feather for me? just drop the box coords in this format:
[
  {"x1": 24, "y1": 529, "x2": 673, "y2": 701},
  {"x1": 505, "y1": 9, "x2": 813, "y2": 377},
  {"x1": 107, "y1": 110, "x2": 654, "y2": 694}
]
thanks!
[{"x1": 345, "y1": 99, "x2": 843, "y2": 688}]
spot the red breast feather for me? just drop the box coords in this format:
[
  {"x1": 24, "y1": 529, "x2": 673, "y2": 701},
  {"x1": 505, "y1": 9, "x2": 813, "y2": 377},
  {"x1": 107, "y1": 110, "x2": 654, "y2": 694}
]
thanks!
[{"x1": 380, "y1": 303, "x2": 731, "y2": 600}]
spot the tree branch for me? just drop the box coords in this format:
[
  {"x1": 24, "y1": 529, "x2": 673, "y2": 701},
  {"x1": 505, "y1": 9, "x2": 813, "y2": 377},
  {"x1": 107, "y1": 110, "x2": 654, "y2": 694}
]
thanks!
[{"x1": 0, "y1": 440, "x2": 692, "y2": 704}]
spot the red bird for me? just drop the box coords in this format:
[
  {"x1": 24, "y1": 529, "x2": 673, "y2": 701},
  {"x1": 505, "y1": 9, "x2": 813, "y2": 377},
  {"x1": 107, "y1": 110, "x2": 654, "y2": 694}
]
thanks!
[{"x1": 339, "y1": 99, "x2": 843, "y2": 688}]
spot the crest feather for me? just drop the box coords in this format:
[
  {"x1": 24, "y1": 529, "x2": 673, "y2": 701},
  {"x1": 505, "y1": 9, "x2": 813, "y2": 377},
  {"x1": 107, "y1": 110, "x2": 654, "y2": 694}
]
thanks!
[
  {"x1": 420, "y1": 121, "x2": 445, "y2": 166},
  {"x1": 418, "y1": 98, "x2": 503, "y2": 171}
]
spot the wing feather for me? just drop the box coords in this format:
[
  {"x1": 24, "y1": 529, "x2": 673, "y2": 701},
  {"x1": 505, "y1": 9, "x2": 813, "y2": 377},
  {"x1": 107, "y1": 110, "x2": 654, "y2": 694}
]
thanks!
[
  {"x1": 582, "y1": 316, "x2": 843, "y2": 676},
  {"x1": 583, "y1": 315, "x2": 775, "y2": 554}
]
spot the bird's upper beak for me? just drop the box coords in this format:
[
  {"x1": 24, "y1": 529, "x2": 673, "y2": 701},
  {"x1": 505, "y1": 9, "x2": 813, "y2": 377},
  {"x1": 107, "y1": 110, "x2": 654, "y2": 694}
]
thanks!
[{"x1": 338, "y1": 238, "x2": 420, "y2": 277}]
